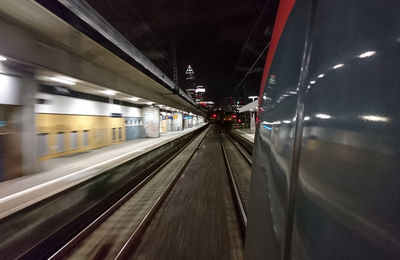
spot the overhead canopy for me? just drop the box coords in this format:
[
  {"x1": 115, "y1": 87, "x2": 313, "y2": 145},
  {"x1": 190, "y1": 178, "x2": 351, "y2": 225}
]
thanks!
[
  {"x1": 0, "y1": 0, "x2": 204, "y2": 116},
  {"x1": 239, "y1": 100, "x2": 258, "y2": 113}
]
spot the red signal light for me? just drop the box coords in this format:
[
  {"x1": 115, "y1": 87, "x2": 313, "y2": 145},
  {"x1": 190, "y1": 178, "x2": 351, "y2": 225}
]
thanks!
[
  {"x1": 232, "y1": 115, "x2": 237, "y2": 119},
  {"x1": 238, "y1": 119, "x2": 241, "y2": 123},
  {"x1": 212, "y1": 114, "x2": 217, "y2": 118}
]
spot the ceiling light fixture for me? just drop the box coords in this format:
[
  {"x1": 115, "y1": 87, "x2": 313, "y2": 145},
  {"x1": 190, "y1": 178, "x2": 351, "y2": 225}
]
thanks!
[
  {"x1": 49, "y1": 76, "x2": 76, "y2": 85},
  {"x1": 101, "y1": 90, "x2": 116, "y2": 96}
]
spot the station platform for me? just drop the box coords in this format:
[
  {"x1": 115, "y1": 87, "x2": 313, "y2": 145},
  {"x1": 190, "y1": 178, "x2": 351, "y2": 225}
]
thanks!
[
  {"x1": 233, "y1": 128, "x2": 255, "y2": 143},
  {"x1": 0, "y1": 124, "x2": 206, "y2": 219}
]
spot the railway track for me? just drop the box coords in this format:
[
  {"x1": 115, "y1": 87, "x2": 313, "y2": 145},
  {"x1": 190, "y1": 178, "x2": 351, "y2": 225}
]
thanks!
[
  {"x1": 1, "y1": 125, "x2": 254, "y2": 259},
  {"x1": 219, "y1": 130, "x2": 253, "y2": 239},
  {"x1": 48, "y1": 126, "x2": 210, "y2": 259}
]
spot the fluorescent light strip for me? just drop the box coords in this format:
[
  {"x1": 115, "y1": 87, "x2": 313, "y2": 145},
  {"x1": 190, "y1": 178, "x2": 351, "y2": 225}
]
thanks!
[
  {"x1": 101, "y1": 90, "x2": 116, "y2": 96},
  {"x1": 49, "y1": 77, "x2": 76, "y2": 85}
]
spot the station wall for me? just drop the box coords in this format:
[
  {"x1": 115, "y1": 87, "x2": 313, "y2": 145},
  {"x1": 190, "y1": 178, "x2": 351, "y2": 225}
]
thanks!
[
  {"x1": 35, "y1": 93, "x2": 142, "y2": 117},
  {"x1": 35, "y1": 93, "x2": 142, "y2": 160},
  {"x1": 36, "y1": 114, "x2": 125, "y2": 160},
  {"x1": 0, "y1": 74, "x2": 21, "y2": 105}
]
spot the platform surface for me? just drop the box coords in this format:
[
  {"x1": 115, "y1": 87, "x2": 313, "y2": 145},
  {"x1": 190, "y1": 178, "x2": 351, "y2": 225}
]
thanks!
[{"x1": 233, "y1": 128, "x2": 255, "y2": 143}]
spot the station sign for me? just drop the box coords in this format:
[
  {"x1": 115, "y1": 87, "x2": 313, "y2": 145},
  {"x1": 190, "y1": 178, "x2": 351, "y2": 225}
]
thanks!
[{"x1": 111, "y1": 113, "x2": 122, "y2": 118}]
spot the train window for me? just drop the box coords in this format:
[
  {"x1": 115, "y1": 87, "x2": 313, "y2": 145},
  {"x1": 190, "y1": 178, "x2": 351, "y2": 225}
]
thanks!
[
  {"x1": 37, "y1": 133, "x2": 48, "y2": 156},
  {"x1": 112, "y1": 128, "x2": 116, "y2": 142},
  {"x1": 83, "y1": 130, "x2": 89, "y2": 147},
  {"x1": 57, "y1": 132, "x2": 65, "y2": 152},
  {"x1": 118, "y1": 127, "x2": 122, "y2": 140},
  {"x1": 70, "y1": 131, "x2": 78, "y2": 150}
]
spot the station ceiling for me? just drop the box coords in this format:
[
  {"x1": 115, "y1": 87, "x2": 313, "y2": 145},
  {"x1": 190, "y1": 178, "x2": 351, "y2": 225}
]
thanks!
[{"x1": 0, "y1": 0, "x2": 203, "y2": 115}]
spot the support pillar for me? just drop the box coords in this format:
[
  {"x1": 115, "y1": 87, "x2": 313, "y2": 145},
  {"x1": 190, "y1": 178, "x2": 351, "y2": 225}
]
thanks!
[
  {"x1": 20, "y1": 77, "x2": 38, "y2": 174},
  {"x1": 250, "y1": 111, "x2": 256, "y2": 133},
  {"x1": 142, "y1": 106, "x2": 160, "y2": 138},
  {"x1": 172, "y1": 112, "x2": 183, "y2": 131}
]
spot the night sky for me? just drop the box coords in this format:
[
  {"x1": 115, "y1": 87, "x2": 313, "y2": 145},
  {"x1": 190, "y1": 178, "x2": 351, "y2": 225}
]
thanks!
[{"x1": 86, "y1": 0, "x2": 278, "y2": 103}]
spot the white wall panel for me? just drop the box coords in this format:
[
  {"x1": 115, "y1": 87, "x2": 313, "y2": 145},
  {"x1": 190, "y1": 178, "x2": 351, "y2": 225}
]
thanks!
[
  {"x1": 35, "y1": 93, "x2": 142, "y2": 117},
  {"x1": 0, "y1": 74, "x2": 21, "y2": 105}
]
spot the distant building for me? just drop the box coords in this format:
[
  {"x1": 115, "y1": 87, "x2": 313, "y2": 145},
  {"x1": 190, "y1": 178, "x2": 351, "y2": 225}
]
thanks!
[
  {"x1": 185, "y1": 65, "x2": 197, "y2": 101},
  {"x1": 195, "y1": 85, "x2": 206, "y2": 103},
  {"x1": 199, "y1": 100, "x2": 215, "y2": 109}
]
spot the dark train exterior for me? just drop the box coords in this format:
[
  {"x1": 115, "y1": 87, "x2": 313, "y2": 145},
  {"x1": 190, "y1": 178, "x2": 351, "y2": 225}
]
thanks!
[{"x1": 245, "y1": 0, "x2": 400, "y2": 259}]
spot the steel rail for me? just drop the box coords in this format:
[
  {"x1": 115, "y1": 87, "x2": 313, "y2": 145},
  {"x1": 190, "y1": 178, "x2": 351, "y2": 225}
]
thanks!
[
  {"x1": 219, "y1": 131, "x2": 248, "y2": 239},
  {"x1": 226, "y1": 134, "x2": 253, "y2": 166},
  {"x1": 115, "y1": 127, "x2": 210, "y2": 259}
]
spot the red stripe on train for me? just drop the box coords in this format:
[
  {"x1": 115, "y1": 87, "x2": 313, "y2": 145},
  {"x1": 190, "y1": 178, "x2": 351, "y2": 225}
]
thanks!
[{"x1": 258, "y1": 0, "x2": 296, "y2": 105}]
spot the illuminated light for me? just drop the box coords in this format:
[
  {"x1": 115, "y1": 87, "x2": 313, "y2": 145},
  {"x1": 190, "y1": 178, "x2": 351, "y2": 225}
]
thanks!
[
  {"x1": 248, "y1": 95, "x2": 258, "y2": 101},
  {"x1": 358, "y1": 50, "x2": 376, "y2": 58},
  {"x1": 129, "y1": 97, "x2": 139, "y2": 102},
  {"x1": 261, "y1": 120, "x2": 281, "y2": 126},
  {"x1": 263, "y1": 95, "x2": 267, "y2": 100},
  {"x1": 310, "y1": 80, "x2": 316, "y2": 84},
  {"x1": 232, "y1": 115, "x2": 237, "y2": 119},
  {"x1": 307, "y1": 85, "x2": 311, "y2": 90},
  {"x1": 283, "y1": 120, "x2": 291, "y2": 124},
  {"x1": 315, "y1": 113, "x2": 332, "y2": 119},
  {"x1": 0, "y1": 55, "x2": 7, "y2": 61},
  {"x1": 212, "y1": 114, "x2": 217, "y2": 118},
  {"x1": 304, "y1": 116, "x2": 311, "y2": 121},
  {"x1": 262, "y1": 125, "x2": 272, "y2": 130},
  {"x1": 332, "y1": 63, "x2": 344, "y2": 69},
  {"x1": 50, "y1": 77, "x2": 76, "y2": 85},
  {"x1": 360, "y1": 115, "x2": 390, "y2": 122},
  {"x1": 147, "y1": 102, "x2": 153, "y2": 105},
  {"x1": 317, "y1": 74, "x2": 325, "y2": 78},
  {"x1": 288, "y1": 91, "x2": 297, "y2": 95}
]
